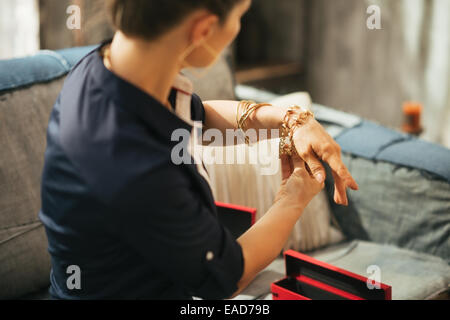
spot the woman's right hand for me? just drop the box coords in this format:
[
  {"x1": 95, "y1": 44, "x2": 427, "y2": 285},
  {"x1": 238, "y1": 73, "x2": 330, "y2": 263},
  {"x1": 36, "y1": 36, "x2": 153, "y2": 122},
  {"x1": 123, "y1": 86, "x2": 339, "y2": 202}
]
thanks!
[
  {"x1": 233, "y1": 154, "x2": 325, "y2": 299},
  {"x1": 274, "y1": 154, "x2": 325, "y2": 209}
]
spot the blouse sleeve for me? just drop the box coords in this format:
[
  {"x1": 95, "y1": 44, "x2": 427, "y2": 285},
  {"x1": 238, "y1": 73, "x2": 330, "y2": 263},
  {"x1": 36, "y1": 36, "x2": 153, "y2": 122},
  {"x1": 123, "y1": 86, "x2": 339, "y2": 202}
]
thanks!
[{"x1": 107, "y1": 162, "x2": 245, "y2": 299}]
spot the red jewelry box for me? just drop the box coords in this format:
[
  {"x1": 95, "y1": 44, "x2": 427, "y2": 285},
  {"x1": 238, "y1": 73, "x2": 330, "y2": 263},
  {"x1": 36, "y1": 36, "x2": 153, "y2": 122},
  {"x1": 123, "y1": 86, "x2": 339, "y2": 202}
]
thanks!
[
  {"x1": 215, "y1": 201, "x2": 256, "y2": 239},
  {"x1": 271, "y1": 250, "x2": 392, "y2": 300}
]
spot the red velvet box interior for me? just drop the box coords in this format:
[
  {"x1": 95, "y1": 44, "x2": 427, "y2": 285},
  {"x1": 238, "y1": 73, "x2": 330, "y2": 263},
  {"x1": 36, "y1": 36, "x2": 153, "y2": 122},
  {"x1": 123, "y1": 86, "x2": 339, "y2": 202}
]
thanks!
[{"x1": 271, "y1": 250, "x2": 392, "y2": 300}]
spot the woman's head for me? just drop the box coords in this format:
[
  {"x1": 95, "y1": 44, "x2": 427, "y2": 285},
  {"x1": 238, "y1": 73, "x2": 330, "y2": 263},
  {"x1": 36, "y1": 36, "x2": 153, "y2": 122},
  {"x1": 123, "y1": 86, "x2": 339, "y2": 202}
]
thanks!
[{"x1": 107, "y1": 0, "x2": 251, "y2": 68}]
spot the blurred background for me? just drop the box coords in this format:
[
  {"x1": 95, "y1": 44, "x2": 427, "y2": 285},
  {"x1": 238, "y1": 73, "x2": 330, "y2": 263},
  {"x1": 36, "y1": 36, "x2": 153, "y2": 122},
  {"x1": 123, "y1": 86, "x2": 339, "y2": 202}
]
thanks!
[{"x1": 1, "y1": 0, "x2": 449, "y2": 148}]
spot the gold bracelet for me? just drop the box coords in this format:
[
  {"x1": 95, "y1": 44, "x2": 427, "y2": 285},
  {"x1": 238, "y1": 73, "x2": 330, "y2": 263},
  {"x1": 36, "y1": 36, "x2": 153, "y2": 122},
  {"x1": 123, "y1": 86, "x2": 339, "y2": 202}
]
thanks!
[
  {"x1": 236, "y1": 100, "x2": 255, "y2": 131},
  {"x1": 237, "y1": 101, "x2": 272, "y2": 144},
  {"x1": 239, "y1": 103, "x2": 272, "y2": 131},
  {"x1": 236, "y1": 100, "x2": 249, "y2": 128},
  {"x1": 279, "y1": 106, "x2": 314, "y2": 158}
]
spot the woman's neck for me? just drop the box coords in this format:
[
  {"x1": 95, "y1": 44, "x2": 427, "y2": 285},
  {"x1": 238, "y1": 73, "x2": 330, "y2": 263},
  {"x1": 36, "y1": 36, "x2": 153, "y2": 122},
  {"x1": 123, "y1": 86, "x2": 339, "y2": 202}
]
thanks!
[{"x1": 107, "y1": 31, "x2": 184, "y2": 109}]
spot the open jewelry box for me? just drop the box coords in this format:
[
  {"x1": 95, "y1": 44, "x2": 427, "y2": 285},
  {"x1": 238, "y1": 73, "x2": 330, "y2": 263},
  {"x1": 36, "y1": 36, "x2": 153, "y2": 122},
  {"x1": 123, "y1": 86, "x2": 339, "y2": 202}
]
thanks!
[
  {"x1": 216, "y1": 202, "x2": 392, "y2": 300},
  {"x1": 271, "y1": 250, "x2": 392, "y2": 300}
]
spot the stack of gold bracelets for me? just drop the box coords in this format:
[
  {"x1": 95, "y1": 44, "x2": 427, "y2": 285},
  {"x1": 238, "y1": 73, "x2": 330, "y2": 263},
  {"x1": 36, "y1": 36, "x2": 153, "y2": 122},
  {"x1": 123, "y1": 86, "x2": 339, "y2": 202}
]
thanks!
[{"x1": 236, "y1": 100, "x2": 315, "y2": 158}]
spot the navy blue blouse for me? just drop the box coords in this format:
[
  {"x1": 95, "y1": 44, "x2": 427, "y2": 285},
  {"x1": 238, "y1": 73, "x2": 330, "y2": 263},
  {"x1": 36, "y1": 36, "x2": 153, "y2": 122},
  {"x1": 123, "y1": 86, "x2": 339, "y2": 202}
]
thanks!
[{"x1": 39, "y1": 44, "x2": 244, "y2": 300}]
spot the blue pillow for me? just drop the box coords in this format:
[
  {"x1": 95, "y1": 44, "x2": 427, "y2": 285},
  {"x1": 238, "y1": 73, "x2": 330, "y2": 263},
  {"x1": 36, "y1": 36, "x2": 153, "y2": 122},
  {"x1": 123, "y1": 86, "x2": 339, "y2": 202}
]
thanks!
[{"x1": 0, "y1": 45, "x2": 97, "y2": 93}]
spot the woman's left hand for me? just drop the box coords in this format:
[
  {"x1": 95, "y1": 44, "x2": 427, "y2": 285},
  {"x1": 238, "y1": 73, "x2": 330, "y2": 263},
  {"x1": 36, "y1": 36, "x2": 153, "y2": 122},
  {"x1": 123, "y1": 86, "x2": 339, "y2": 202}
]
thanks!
[{"x1": 291, "y1": 117, "x2": 359, "y2": 206}]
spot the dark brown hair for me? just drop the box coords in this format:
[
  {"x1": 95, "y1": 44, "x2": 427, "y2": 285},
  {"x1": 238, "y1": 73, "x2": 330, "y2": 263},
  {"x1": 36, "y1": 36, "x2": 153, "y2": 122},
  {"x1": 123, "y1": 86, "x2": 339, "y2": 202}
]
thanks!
[{"x1": 107, "y1": 0, "x2": 244, "y2": 41}]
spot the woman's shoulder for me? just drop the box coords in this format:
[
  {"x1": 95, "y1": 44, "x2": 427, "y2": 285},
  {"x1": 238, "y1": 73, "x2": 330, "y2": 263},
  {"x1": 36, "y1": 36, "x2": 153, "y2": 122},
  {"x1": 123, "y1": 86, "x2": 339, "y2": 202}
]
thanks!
[{"x1": 49, "y1": 85, "x2": 174, "y2": 206}]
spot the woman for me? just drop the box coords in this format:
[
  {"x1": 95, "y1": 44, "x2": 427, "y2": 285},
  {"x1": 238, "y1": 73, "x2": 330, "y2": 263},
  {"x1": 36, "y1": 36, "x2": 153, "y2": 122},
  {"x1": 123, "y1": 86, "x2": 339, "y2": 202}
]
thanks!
[{"x1": 39, "y1": 0, "x2": 358, "y2": 299}]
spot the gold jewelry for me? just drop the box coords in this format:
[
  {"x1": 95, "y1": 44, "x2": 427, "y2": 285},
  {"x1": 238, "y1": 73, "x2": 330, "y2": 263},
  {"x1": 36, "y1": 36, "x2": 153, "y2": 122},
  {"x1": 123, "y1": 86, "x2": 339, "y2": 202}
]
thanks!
[
  {"x1": 236, "y1": 100, "x2": 256, "y2": 144},
  {"x1": 179, "y1": 42, "x2": 198, "y2": 65},
  {"x1": 236, "y1": 101, "x2": 272, "y2": 144},
  {"x1": 180, "y1": 41, "x2": 219, "y2": 79},
  {"x1": 279, "y1": 106, "x2": 314, "y2": 158},
  {"x1": 202, "y1": 42, "x2": 219, "y2": 60},
  {"x1": 236, "y1": 100, "x2": 255, "y2": 132}
]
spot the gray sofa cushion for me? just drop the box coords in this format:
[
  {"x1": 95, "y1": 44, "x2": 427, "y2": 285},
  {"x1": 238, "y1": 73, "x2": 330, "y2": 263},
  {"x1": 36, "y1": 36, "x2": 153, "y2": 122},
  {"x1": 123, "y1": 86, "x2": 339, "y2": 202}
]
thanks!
[
  {"x1": 0, "y1": 79, "x2": 65, "y2": 298},
  {"x1": 325, "y1": 154, "x2": 450, "y2": 263},
  {"x1": 0, "y1": 80, "x2": 63, "y2": 226},
  {"x1": 311, "y1": 241, "x2": 450, "y2": 300},
  {"x1": 0, "y1": 225, "x2": 51, "y2": 299}
]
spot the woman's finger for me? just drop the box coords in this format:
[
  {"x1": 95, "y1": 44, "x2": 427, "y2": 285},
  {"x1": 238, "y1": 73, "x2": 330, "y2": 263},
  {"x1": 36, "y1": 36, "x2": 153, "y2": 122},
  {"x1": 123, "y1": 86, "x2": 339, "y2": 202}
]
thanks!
[
  {"x1": 291, "y1": 154, "x2": 309, "y2": 177},
  {"x1": 280, "y1": 155, "x2": 293, "y2": 181},
  {"x1": 330, "y1": 156, "x2": 358, "y2": 190},
  {"x1": 317, "y1": 146, "x2": 359, "y2": 191},
  {"x1": 303, "y1": 153, "x2": 326, "y2": 183},
  {"x1": 332, "y1": 170, "x2": 349, "y2": 206},
  {"x1": 293, "y1": 139, "x2": 326, "y2": 183}
]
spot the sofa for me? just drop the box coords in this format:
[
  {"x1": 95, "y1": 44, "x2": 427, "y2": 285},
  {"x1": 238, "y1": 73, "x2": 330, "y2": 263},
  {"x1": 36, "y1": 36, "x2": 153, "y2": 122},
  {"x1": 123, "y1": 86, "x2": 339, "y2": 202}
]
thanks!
[{"x1": 0, "y1": 45, "x2": 449, "y2": 300}]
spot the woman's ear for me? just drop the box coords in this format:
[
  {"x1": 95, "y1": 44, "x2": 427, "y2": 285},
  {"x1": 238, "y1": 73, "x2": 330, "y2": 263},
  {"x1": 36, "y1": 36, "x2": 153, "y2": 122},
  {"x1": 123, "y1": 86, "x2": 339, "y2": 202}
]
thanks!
[{"x1": 189, "y1": 12, "x2": 219, "y2": 46}]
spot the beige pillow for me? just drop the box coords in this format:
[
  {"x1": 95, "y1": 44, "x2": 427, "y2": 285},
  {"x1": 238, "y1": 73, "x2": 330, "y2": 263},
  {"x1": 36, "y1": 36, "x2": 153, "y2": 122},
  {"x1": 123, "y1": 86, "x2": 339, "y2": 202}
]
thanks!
[{"x1": 203, "y1": 92, "x2": 345, "y2": 253}]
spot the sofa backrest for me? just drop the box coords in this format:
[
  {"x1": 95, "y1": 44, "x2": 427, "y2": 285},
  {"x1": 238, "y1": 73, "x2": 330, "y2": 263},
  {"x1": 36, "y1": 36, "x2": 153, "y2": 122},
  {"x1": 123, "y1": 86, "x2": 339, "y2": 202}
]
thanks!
[
  {"x1": 0, "y1": 45, "x2": 236, "y2": 299},
  {"x1": 0, "y1": 65, "x2": 71, "y2": 299}
]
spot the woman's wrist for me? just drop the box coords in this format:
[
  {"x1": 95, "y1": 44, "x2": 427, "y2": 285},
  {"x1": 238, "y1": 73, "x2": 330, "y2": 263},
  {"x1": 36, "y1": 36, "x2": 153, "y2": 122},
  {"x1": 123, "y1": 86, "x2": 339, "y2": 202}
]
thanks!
[
  {"x1": 235, "y1": 102, "x2": 288, "y2": 142},
  {"x1": 249, "y1": 105, "x2": 287, "y2": 131},
  {"x1": 247, "y1": 104, "x2": 312, "y2": 134},
  {"x1": 274, "y1": 188, "x2": 307, "y2": 213},
  {"x1": 236, "y1": 101, "x2": 314, "y2": 150}
]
